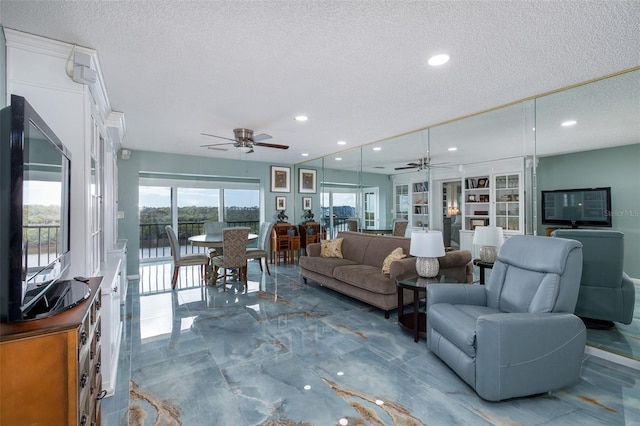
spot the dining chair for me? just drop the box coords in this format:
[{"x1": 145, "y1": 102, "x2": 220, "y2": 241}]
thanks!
[
  {"x1": 346, "y1": 218, "x2": 359, "y2": 232},
  {"x1": 392, "y1": 219, "x2": 409, "y2": 237},
  {"x1": 211, "y1": 227, "x2": 250, "y2": 291},
  {"x1": 203, "y1": 221, "x2": 228, "y2": 257},
  {"x1": 271, "y1": 223, "x2": 291, "y2": 265},
  {"x1": 165, "y1": 225, "x2": 210, "y2": 289},
  {"x1": 204, "y1": 221, "x2": 227, "y2": 235},
  {"x1": 246, "y1": 222, "x2": 274, "y2": 275}
]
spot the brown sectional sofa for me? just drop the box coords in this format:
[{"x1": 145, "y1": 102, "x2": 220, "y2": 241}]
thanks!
[{"x1": 299, "y1": 231, "x2": 473, "y2": 317}]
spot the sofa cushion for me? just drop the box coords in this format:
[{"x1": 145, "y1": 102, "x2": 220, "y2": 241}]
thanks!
[
  {"x1": 429, "y1": 303, "x2": 500, "y2": 357},
  {"x1": 381, "y1": 247, "x2": 406, "y2": 275},
  {"x1": 333, "y1": 264, "x2": 398, "y2": 295},
  {"x1": 321, "y1": 238, "x2": 344, "y2": 258},
  {"x1": 299, "y1": 255, "x2": 357, "y2": 277}
]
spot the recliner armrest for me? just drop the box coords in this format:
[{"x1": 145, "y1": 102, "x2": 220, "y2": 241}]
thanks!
[
  {"x1": 475, "y1": 312, "x2": 586, "y2": 401},
  {"x1": 427, "y1": 283, "x2": 486, "y2": 307}
]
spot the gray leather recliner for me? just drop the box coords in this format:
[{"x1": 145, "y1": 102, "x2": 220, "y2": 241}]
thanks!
[
  {"x1": 551, "y1": 229, "x2": 635, "y2": 327},
  {"x1": 427, "y1": 235, "x2": 586, "y2": 401}
]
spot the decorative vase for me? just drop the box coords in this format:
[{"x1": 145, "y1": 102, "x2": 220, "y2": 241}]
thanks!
[
  {"x1": 416, "y1": 257, "x2": 440, "y2": 278},
  {"x1": 306, "y1": 225, "x2": 314, "y2": 235},
  {"x1": 479, "y1": 246, "x2": 498, "y2": 263},
  {"x1": 287, "y1": 226, "x2": 296, "y2": 236}
]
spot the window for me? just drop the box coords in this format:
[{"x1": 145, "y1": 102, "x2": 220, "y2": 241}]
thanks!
[
  {"x1": 89, "y1": 127, "x2": 104, "y2": 275},
  {"x1": 138, "y1": 176, "x2": 259, "y2": 261}
]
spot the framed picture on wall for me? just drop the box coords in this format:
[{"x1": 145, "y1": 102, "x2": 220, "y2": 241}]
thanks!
[
  {"x1": 298, "y1": 168, "x2": 317, "y2": 193},
  {"x1": 276, "y1": 196, "x2": 287, "y2": 211},
  {"x1": 302, "y1": 197, "x2": 312, "y2": 210},
  {"x1": 271, "y1": 166, "x2": 291, "y2": 193}
]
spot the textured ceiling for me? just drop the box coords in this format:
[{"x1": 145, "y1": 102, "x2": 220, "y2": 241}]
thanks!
[{"x1": 1, "y1": 1, "x2": 639, "y2": 168}]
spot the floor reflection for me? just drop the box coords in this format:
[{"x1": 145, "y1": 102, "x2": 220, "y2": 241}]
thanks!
[
  {"x1": 586, "y1": 280, "x2": 640, "y2": 361},
  {"x1": 102, "y1": 259, "x2": 640, "y2": 425}
]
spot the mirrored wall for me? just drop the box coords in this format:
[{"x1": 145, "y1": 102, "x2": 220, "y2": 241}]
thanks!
[{"x1": 294, "y1": 68, "x2": 640, "y2": 362}]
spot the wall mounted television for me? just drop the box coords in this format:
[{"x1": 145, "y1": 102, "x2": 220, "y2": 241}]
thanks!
[
  {"x1": 541, "y1": 187, "x2": 612, "y2": 228},
  {"x1": 0, "y1": 95, "x2": 86, "y2": 323}
]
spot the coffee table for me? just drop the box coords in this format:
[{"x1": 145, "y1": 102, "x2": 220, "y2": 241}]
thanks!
[{"x1": 396, "y1": 275, "x2": 458, "y2": 342}]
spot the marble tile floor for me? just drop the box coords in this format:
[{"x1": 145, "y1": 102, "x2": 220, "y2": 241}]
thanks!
[{"x1": 102, "y1": 260, "x2": 640, "y2": 425}]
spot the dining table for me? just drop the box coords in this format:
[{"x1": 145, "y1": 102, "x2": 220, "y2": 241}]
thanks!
[
  {"x1": 188, "y1": 232, "x2": 258, "y2": 249},
  {"x1": 188, "y1": 232, "x2": 259, "y2": 283}
]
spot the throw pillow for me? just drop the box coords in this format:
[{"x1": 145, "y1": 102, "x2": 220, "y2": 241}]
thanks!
[
  {"x1": 381, "y1": 247, "x2": 406, "y2": 275},
  {"x1": 321, "y1": 238, "x2": 344, "y2": 258}
]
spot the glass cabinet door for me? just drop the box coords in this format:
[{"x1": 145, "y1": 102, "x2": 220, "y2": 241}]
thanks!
[
  {"x1": 395, "y1": 183, "x2": 409, "y2": 220},
  {"x1": 494, "y1": 173, "x2": 521, "y2": 231}
]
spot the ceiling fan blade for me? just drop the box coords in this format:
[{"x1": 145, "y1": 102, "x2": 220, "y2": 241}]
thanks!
[
  {"x1": 206, "y1": 146, "x2": 229, "y2": 151},
  {"x1": 201, "y1": 132, "x2": 236, "y2": 142},
  {"x1": 394, "y1": 165, "x2": 418, "y2": 170},
  {"x1": 252, "y1": 133, "x2": 272, "y2": 142},
  {"x1": 254, "y1": 142, "x2": 289, "y2": 150},
  {"x1": 200, "y1": 142, "x2": 234, "y2": 148}
]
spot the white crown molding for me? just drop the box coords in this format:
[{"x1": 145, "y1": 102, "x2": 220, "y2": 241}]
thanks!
[
  {"x1": 106, "y1": 111, "x2": 126, "y2": 145},
  {"x1": 4, "y1": 28, "x2": 122, "y2": 131}
]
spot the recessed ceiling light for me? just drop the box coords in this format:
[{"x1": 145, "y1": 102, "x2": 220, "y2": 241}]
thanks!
[
  {"x1": 337, "y1": 141, "x2": 347, "y2": 145},
  {"x1": 294, "y1": 115, "x2": 308, "y2": 122},
  {"x1": 428, "y1": 54, "x2": 450, "y2": 66},
  {"x1": 561, "y1": 120, "x2": 577, "y2": 127},
  {"x1": 301, "y1": 153, "x2": 309, "y2": 157},
  {"x1": 373, "y1": 147, "x2": 382, "y2": 151},
  {"x1": 335, "y1": 157, "x2": 342, "y2": 161},
  {"x1": 448, "y1": 147, "x2": 457, "y2": 151}
]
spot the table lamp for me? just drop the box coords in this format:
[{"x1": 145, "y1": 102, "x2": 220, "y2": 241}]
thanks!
[
  {"x1": 410, "y1": 230, "x2": 445, "y2": 278},
  {"x1": 472, "y1": 226, "x2": 504, "y2": 263}
]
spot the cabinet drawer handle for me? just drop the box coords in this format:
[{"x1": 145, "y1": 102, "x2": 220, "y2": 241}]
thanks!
[
  {"x1": 80, "y1": 414, "x2": 88, "y2": 426},
  {"x1": 80, "y1": 372, "x2": 88, "y2": 388},
  {"x1": 96, "y1": 329, "x2": 101, "y2": 342},
  {"x1": 97, "y1": 390, "x2": 107, "y2": 400},
  {"x1": 80, "y1": 330, "x2": 87, "y2": 345},
  {"x1": 96, "y1": 361, "x2": 101, "y2": 374}
]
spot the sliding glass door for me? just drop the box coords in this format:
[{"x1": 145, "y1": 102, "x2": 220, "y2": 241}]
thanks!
[{"x1": 139, "y1": 178, "x2": 259, "y2": 262}]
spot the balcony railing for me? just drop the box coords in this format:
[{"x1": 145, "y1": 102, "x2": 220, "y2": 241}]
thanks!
[
  {"x1": 139, "y1": 220, "x2": 259, "y2": 260},
  {"x1": 24, "y1": 224, "x2": 60, "y2": 267},
  {"x1": 321, "y1": 216, "x2": 351, "y2": 239}
]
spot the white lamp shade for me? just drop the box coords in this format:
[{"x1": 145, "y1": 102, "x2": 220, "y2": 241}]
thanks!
[
  {"x1": 410, "y1": 231, "x2": 445, "y2": 258},
  {"x1": 472, "y1": 226, "x2": 504, "y2": 247}
]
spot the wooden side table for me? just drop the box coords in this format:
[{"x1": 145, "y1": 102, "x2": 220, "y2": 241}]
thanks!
[{"x1": 396, "y1": 275, "x2": 458, "y2": 342}]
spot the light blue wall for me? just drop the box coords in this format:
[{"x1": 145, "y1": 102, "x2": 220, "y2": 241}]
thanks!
[
  {"x1": 118, "y1": 150, "x2": 292, "y2": 272},
  {"x1": 536, "y1": 143, "x2": 640, "y2": 277}
]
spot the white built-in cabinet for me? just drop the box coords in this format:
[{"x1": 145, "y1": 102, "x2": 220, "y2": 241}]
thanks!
[
  {"x1": 392, "y1": 175, "x2": 430, "y2": 230},
  {"x1": 459, "y1": 171, "x2": 524, "y2": 257},
  {"x1": 394, "y1": 183, "x2": 409, "y2": 221},
  {"x1": 411, "y1": 180, "x2": 429, "y2": 228},
  {"x1": 5, "y1": 29, "x2": 125, "y2": 399}
]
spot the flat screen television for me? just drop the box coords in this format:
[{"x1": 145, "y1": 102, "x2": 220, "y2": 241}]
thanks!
[
  {"x1": 541, "y1": 187, "x2": 612, "y2": 228},
  {"x1": 0, "y1": 95, "x2": 85, "y2": 322}
]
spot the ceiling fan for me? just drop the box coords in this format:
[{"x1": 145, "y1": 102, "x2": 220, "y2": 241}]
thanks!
[
  {"x1": 200, "y1": 128, "x2": 289, "y2": 153},
  {"x1": 394, "y1": 158, "x2": 450, "y2": 171}
]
